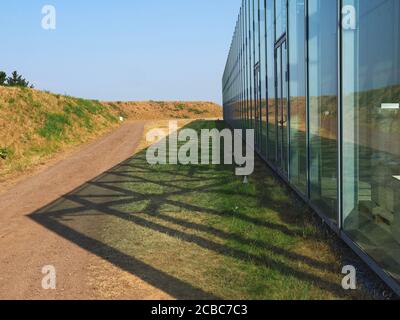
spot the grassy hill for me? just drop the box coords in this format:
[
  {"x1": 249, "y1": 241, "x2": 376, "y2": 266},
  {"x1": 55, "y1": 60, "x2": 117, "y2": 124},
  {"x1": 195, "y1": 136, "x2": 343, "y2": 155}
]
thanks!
[{"x1": 0, "y1": 86, "x2": 221, "y2": 182}]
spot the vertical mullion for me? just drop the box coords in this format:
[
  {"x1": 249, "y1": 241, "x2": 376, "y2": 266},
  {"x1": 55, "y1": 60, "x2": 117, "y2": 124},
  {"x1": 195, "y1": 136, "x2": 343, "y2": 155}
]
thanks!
[
  {"x1": 305, "y1": 0, "x2": 311, "y2": 200},
  {"x1": 337, "y1": 0, "x2": 343, "y2": 230},
  {"x1": 286, "y1": 0, "x2": 290, "y2": 179}
]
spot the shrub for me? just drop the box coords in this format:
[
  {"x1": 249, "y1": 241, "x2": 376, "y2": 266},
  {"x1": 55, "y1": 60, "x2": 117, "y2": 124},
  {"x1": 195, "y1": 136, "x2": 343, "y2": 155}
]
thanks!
[
  {"x1": 0, "y1": 70, "x2": 34, "y2": 88},
  {"x1": 6, "y1": 71, "x2": 34, "y2": 88},
  {"x1": 0, "y1": 71, "x2": 6, "y2": 86}
]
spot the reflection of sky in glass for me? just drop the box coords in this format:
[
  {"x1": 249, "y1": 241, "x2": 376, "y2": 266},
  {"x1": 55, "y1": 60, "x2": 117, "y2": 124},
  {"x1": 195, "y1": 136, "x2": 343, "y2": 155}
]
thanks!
[
  {"x1": 308, "y1": 0, "x2": 337, "y2": 97},
  {"x1": 275, "y1": 0, "x2": 286, "y2": 39},
  {"x1": 357, "y1": 0, "x2": 400, "y2": 92},
  {"x1": 266, "y1": 0, "x2": 275, "y2": 100},
  {"x1": 288, "y1": 0, "x2": 305, "y2": 98}
]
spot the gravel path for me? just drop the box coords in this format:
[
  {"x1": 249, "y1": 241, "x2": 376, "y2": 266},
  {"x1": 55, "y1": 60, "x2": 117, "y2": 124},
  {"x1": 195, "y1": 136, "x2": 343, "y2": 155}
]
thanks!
[{"x1": 0, "y1": 120, "x2": 171, "y2": 299}]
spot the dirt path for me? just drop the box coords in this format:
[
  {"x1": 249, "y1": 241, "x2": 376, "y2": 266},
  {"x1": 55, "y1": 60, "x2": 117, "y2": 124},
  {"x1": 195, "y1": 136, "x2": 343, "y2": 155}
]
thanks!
[{"x1": 0, "y1": 120, "x2": 172, "y2": 300}]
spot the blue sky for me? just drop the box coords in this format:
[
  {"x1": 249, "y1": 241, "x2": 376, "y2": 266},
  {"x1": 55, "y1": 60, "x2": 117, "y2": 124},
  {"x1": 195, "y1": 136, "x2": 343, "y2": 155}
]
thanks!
[{"x1": 0, "y1": 0, "x2": 241, "y2": 103}]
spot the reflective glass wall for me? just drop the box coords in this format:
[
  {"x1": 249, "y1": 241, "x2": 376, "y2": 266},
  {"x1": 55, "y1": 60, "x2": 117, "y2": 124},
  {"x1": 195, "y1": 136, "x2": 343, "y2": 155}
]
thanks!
[
  {"x1": 254, "y1": 0, "x2": 262, "y2": 149},
  {"x1": 266, "y1": 0, "x2": 276, "y2": 163},
  {"x1": 288, "y1": 0, "x2": 307, "y2": 194},
  {"x1": 249, "y1": 0, "x2": 254, "y2": 130},
  {"x1": 342, "y1": 0, "x2": 400, "y2": 283},
  {"x1": 275, "y1": 0, "x2": 287, "y2": 40},
  {"x1": 223, "y1": 0, "x2": 400, "y2": 294},
  {"x1": 308, "y1": 0, "x2": 338, "y2": 222},
  {"x1": 260, "y1": 0, "x2": 268, "y2": 155},
  {"x1": 242, "y1": 0, "x2": 248, "y2": 129}
]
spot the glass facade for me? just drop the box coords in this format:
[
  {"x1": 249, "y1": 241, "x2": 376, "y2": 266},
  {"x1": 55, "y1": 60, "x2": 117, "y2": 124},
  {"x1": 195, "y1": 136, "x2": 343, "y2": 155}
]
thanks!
[
  {"x1": 288, "y1": 0, "x2": 307, "y2": 194},
  {"x1": 275, "y1": 0, "x2": 287, "y2": 40},
  {"x1": 342, "y1": 0, "x2": 400, "y2": 284},
  {"x1": 308, "y1": 0, "x2": 338, "y2": 222},
  {"x1": 254, "y1": 0, "x2": 261, "y2": 148},
  {"x1": 249, "y1": 0, "x2": 254, "y2": 130},
  {"x1": 260, "y1": 0, "x2": 268, "y2": 155},
  {"x1": 266, "y1": 0, "x2": 276, "y2": 163},
  {"x1": 223, "y1": 0, "x2": 400, "y2": 294},
  {"x1": 276, "y1": 39, "x2": 289, "y2": 174}
]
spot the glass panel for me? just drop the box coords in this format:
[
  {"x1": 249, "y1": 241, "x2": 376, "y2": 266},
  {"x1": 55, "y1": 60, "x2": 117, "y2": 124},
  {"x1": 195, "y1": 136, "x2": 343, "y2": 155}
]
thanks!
[
  {"x1": 260, "y1": 0, "x2": 267, "y2": 156},
  {"x1": 267, "y1": 0, "x2": 276, "y2": 162},
  {"x1": 255, "y1": 0, "x2": 261, "y2": 150},
  {"x1": 237, "y1": 21, "x2": 239, "y2": 128},
  {"x1": 243, "y1": 0, "x2": 249, "y2": 128},
  {"x1": 343, "y1": 0, "x2": 400, "y2": 282},
  {"x1": 288, "y1": 0, "x2": 307, "y2": 194},
  {"x1": 240, "y1": 8, "x2": 243, "y2": 129},
  {"x1": 255, "y1": 66, "x2": 261, "y2": 149},
  {"x1": 254, "y1": 0, "x2": 260, "y2": 65},
  {"x1": 275, "y1": 0, "x2": 287, "y2": 40},
  {"x1": 233, "y1": 25, "x2": 236, "y2": 126},
  {"x1": 308, "y1": 0, "x2": 338, "y2": 221},
  {"x1": 276, "y1": 41, "x2": 289, "y2": 174},
  {"x1": 249, "y1": 0, "x2": 254, "y2": 129},
  {"x1": 282, "y1": 41, "x2": 288, "y2": 174},
  {"x1": 242, "y1": 3, "x2": 246, "y2": 130},
  {"x1": 276, "y1": 46, "x2": 282, "y2": 166}
]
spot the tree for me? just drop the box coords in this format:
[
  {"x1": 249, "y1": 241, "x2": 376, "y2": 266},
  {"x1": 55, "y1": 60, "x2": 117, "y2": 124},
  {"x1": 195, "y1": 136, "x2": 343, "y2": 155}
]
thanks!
[
  {"x1": 0, "y1": 71, "x2": 6, "y2": 86},
  {"x1": 6, "y1": 71, "x2": 34, "y2": 88}
]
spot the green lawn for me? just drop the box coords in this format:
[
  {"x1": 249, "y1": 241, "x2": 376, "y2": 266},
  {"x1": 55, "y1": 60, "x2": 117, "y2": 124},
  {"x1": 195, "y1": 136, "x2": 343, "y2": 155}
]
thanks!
[{"x1": 32, "y1": 120, "x2": 369, "y2": 299}]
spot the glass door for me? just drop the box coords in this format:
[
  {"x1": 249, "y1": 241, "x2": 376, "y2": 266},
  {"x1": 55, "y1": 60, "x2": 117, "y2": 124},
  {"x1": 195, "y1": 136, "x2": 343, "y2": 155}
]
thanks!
[{"x1": 275, "y1": 40, "x2": 289, "y2": 175}]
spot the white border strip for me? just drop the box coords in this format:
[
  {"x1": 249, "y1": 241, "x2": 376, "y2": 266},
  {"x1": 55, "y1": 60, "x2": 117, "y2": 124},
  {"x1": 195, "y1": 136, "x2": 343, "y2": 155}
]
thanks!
[{"x1": 381, "y1": 103, "x2": 400, "y2": 110}]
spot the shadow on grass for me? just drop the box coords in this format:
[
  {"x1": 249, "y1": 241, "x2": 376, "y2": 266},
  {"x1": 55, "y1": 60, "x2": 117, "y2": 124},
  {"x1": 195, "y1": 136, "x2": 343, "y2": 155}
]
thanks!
[{"x1": 29, "y1": 120, "x2": 347, "y2": 299}]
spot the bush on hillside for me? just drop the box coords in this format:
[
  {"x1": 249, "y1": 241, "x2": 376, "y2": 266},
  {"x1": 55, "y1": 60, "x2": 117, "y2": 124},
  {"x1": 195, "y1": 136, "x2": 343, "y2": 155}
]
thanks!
[
  {"x1": 0, "y1": 70, "x2": 34, "y2": 88},
  {"x1": 0, "y1": 71, "x2": 6, "y2": 86}
]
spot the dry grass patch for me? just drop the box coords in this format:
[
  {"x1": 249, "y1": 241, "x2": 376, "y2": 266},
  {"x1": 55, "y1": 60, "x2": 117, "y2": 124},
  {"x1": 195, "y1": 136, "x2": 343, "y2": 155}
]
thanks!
[{"x1": 104, "y1": 101, "x2": 221, "y2": 121}]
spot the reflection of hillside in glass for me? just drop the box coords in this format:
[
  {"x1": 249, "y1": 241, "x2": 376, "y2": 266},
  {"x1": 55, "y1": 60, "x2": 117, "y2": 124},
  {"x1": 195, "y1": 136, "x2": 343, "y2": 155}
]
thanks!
[
  {"x1": 309, "y1": 95, "x2": 337, "y2": 141},
  {"x1": 343, "y1": 85, "x2": 400, "y2": 156},
  {"x1": 343, "y1": 82, "x2": 400, "y2": 282},
  {"x1": 342, "y1": 0, "x2": 400, "y2": 283},
  {"x1": 289, "y1": 95, "x2": 307, "y2": 194},
  {"x1": 344, "y1": 84, "x2": 400, "y2": 132}
]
